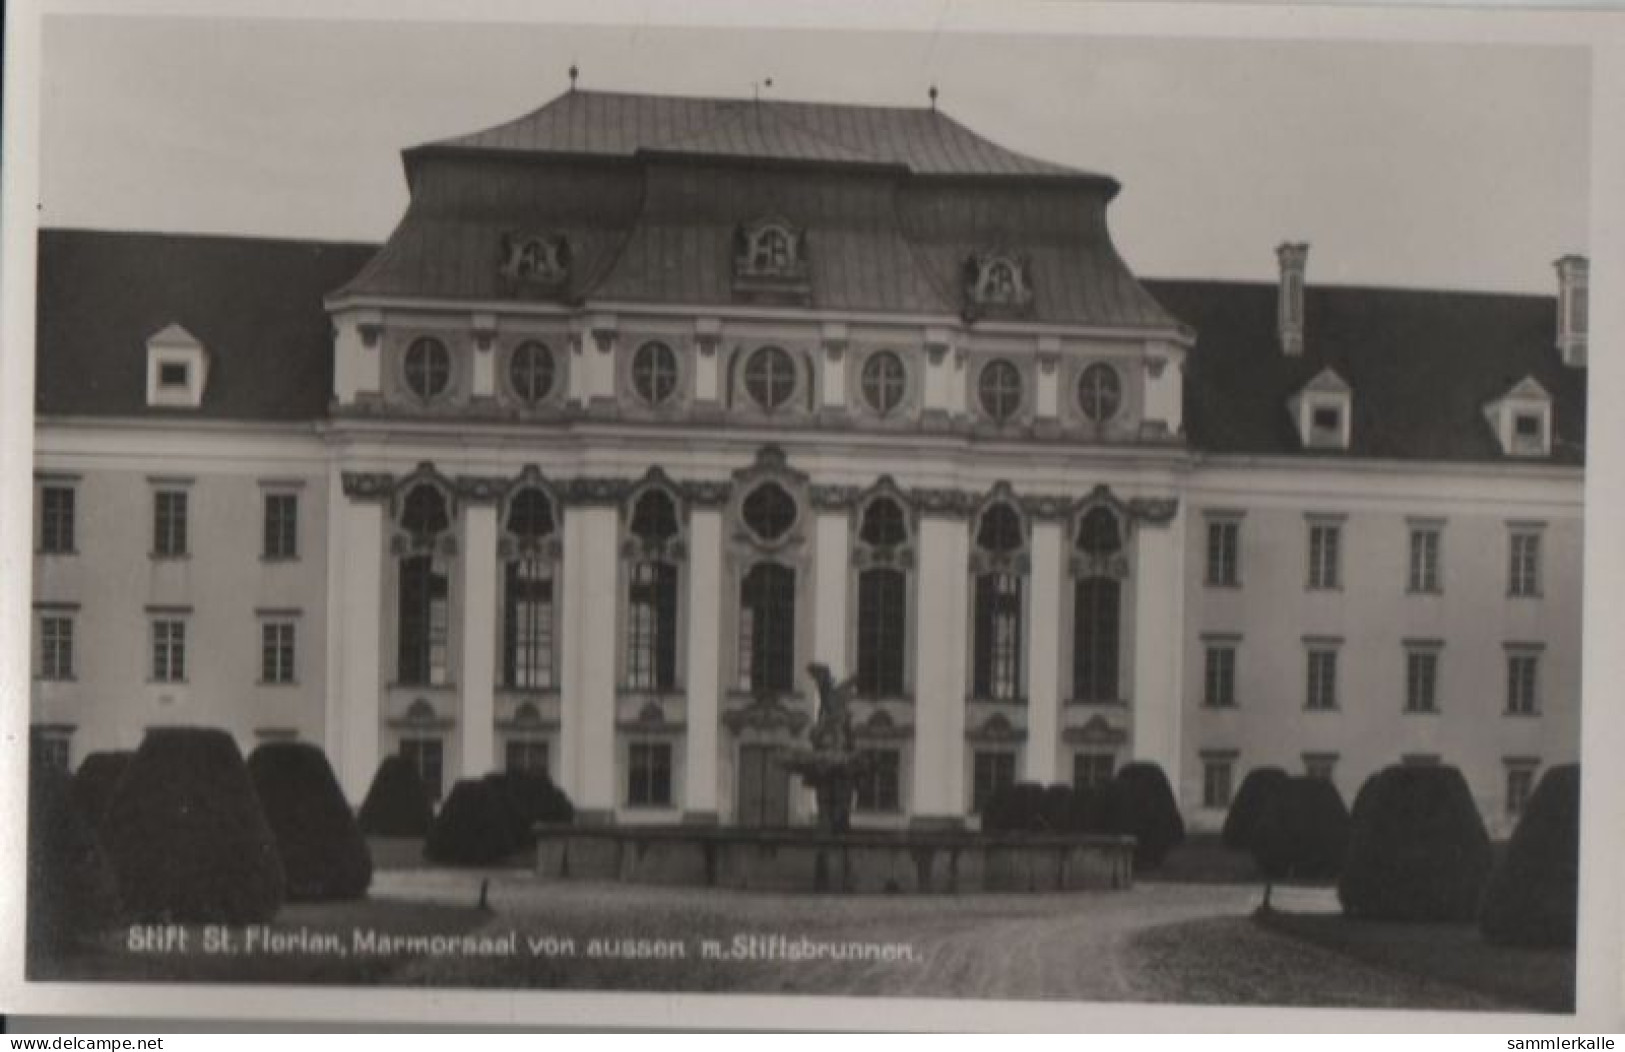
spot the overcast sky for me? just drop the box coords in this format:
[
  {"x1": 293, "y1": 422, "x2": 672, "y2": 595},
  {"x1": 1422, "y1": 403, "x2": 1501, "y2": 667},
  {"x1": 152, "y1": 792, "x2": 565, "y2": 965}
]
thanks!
[{"x1": 38, "y1": 13, "x2": 1591, "y2": 294}]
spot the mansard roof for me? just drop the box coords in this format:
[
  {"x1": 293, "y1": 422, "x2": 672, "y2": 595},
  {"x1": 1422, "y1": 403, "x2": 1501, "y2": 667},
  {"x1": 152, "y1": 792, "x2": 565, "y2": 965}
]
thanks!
[
  {"x1": 1151, "y1": 278, "x2": 1585, "y2": 464},
  {"x1": 415, "y1": 90, "x2": 1103, "y2": 181},
  {"x1": 33, "y1": 228, "x2": 1587, "y2": 467}
]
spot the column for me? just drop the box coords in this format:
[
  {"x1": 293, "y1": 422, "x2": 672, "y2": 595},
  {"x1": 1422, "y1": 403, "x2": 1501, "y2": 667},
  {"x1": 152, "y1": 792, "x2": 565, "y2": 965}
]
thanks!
[
  {"x1": 561, "y1": 502, "x2": 619, "y2": 821},
  {"x1": 459, "y1": 501, "x2": 498, "y2": 779},
  {"x1": 328, "y1": 478, "x2": 385, "y2": 802},
  {"x1": 912, "y1": 514, "x2": 970, "y2": 825},
  {"x1": 683, "y1": 507, "x2": 723, "y2": 822},
  {"x1": 812, "y1": 510, "x2": 850, "y2": 672},
  {"x1": 1132, "y1": 507, "x2": 1186, "y2": 784},
  {"x1": 1026, "y1": 520, "x2": 1063, "y2": 783}
]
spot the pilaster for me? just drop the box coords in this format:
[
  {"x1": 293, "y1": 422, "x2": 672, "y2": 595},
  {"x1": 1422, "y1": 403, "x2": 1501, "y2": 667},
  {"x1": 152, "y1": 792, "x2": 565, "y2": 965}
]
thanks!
[
  {"x1": 1026, "y1": 520, "x2": 1063, "y2": 783},
  {"x1": 459, "y1": 500, "x2": 498, "y2": 779},
  {"x1": 912, "y1": 513, "x2": 970, "y2": 823},
  {"x1": 683, "y1": 507, "x2": 723, "y2": 821}
]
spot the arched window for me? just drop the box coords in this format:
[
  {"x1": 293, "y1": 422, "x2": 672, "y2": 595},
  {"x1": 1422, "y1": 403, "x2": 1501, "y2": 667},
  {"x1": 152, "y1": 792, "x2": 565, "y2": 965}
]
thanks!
[
  {"x1": 1073, "y1": 577, "x2": 1120, "y2": 702},
  {"x1": 741, "y1": 482, "x2": 797, "y2": 543},
  {"x1": 973, "y1": 501, "x2": 1026, "y2": 702},
  {"x1": 739, "y1": 562, "x2": 796, "y2": 694},
  {"x1": 508, "y1": 341, "x2": 555, "y2": 405},
  {"x1": 855, "y1": 496, "x2": 911, "y2": 698},
  {"x1": 978, "y1": 360, "x2": 1023, "y2": 422},
  {"x1": 753, "y1": 226, "x2": 793, "y2": 272},
  {"x1": 744, "y1": 346, "x2": 797, "y2": 410},
  {"x1": 1078, "y1": 363, "x2": 1123, "y2": 422},
  {"x1": 860, "y1": 351, "x2": 907, "y2": 415},
  {"x1": 626, "y1": 488, "x2": 681, "y2": 692},
  {"x1": 632, "y1": 341, "x2": 679, "y2": 406},
  {"x1": 503, "y1": 487, "x2": 557, "y2": 690},
  {"x1": 397, "y1": 483, "x2": 451, "y2": 685},
  {"x1": 404, "y1": 337, "x2": 451, "y2": 401}
]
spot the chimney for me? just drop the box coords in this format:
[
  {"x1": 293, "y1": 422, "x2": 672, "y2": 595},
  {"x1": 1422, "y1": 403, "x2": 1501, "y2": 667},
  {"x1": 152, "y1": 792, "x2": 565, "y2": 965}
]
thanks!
[
  {"x1": 1276, "y1": 242, "x2": 1309, "y2": 357},
  {"x1": 1555, "y1": 254, "x2": 1588, "y2": 368}
]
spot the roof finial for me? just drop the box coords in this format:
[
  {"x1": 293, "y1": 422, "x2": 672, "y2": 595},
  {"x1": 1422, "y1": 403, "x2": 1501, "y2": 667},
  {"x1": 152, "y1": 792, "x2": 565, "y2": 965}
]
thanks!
[
  {"x1": 752, "y1": 77, "x2": 773, "y2": 103},
  {"x1": 929, "y1": 84, "x2": 939, "y2": 111},
  {"x1": 568, "y1": 63, "x2": 579, "y2": 92}
]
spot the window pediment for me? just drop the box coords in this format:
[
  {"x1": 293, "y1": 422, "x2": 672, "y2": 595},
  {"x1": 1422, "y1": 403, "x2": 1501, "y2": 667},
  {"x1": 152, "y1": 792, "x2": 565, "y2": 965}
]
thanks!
[
  {"x1": 1287, "y1": 367, "x2": 1352, "y2": 451},
  {"x1": 145, "y1": 323, "x2": 208, "y2": 409},
  {"x1": 1484, "y1": 376, "x2": 1553, "y2": 457}
]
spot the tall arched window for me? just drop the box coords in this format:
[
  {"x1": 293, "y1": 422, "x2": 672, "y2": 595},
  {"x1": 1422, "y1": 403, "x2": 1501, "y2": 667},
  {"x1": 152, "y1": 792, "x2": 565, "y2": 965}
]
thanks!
[
  {"x1": 1072, "y1": 506, "x2": 1123, "y2": 703},
  {"x1": 739, "y1": 562, "x2": 796, "y2": 694},
  {"x1": 626, "y1": 488, "x2": 681, "y2": 692},
  {"x1": 854, "y1": 495, "x2": 911, "y2": 698},
  {"x1": 503, "y1": 487, "x2": 557, "y2": 690},
  {"x1": 972, "y1": 500, "x2": 1026, "y2": 701},
  {"x1": 397, "y1": 482, "x2": 451, "y2": 685}
]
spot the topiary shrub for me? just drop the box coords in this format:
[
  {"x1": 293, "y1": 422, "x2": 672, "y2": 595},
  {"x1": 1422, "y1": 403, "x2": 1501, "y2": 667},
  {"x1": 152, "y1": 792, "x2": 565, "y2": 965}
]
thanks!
[
  {"x1": 1038, "y1": 784, "x2": 1075, "y2": 832},
  {"x1": 1222, "y1": 766, "x2": 1289, "y2": 850},
  {"x1": 1066, "y1": 784, "x2": 1112, "y2": 834},
  {"x1": 70, "y1": 750, "x2": 134, "y2": 828},
  {"x1": 1479, "y1": 764, "x2": 1580, "y2": 947},
  {"x1": 981, "y1": 781, "x2": 1047, "y2": 833},
  {"x1": 248, "y1": 742, "x2": 372, "y2": 901},
  {"x1": 1338, "y1": 764, "x2": 1493, "y2": 923},
  {"x1": 357, "y1": 754, "x2": 434, "y2": 838},
  {"x1": 484, "y1": 769, "x2": 575, "y2": 845},
  {"x1": 1106, "y1": 762, "x2": 1186, "y2": 869},
  {"x1": 99, "y1": 727, "x2": 285, "y2": 923},
  {"x1": 1251, "y1": 776, "x2": 1350, "y2": 881},
  {"x1": 424, "y1": 778, "x2": 524, "y2": 865},
  {"x1": 27, "y1": 764, "x2": 122, "y2": 961}
]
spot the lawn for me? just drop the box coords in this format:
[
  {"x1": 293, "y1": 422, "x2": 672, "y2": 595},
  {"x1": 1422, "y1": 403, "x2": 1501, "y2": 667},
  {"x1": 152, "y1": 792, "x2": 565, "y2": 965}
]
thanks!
[{"x1": 1256, "y1": 908, "x2": 1575, "y2": 1014}]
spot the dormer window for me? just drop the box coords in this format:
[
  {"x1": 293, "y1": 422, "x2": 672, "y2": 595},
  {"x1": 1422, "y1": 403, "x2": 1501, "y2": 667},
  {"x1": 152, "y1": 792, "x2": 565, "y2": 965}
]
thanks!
[
  {"x1": 1288, "y1": 367, "x2": 1351, "y2": 451},
  {"x1": 732, "y1": 217, "x2": 810, "y2": 302},
  {"x1": 498, "y1": 231, "x2": 572, "y2": 292},
  {"x1": 963, "y1": 252, "x2": 1034, "y2": 315},
  {"x1": 1484, "y1": 376, "x2": 1553, "y2": 458},
  {"x1": 145, "y1": 323, "x2": 208, "y2": 409}
]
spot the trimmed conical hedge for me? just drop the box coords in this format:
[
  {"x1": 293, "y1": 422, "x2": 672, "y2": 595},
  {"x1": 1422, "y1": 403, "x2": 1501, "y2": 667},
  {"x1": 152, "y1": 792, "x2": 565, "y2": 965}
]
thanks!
[
  {"x1": 1222, "y1": 766, "x2": 1289, "y2": 850},
  {"x1": 1479, "y1": 764, "x2": 1580, "y2": 947},
  {"x1": 27, "y1": 764, "x2": 122, "y2": 961},
  {"x1": 1106, "y1": 762, "x2": 1186, "y2": 869},
  {"x1": 248, "y1": 742, "x2": 372, "y2": 901},
  {"x1": 1252, "y1": 776, "x2": 1350, "y2": 880},
  {"x1": 357, "y1": 754, "x2": 434, "y2": 837},
  {"x1": 483, "y1": 769, "x2": 574, "y2": 845},
  {"x1": 980, "y1": 781, "x2": 1046, "y2": 833},
  {"x1": 99, "y1": 727, "x2": 285, "y2": 923},
  {"x1": 70, "y1": 750, "x2": 134, "y2": 828},
  {"x1": 424, "y1": 778, "x2": 524, "y2": 865},
  {"x1": 1338, "y1": 764, "x2": 1492, "y2": 922}
]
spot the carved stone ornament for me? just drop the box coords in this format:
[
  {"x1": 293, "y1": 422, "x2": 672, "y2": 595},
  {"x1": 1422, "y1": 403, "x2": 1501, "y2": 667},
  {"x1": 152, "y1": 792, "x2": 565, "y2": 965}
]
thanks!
[
  {"x1": 969, "y1": 550, "x2": 1032, "y2": 576},
  {"x1": 853, "y1": 709, "x2": 915, "y2": 742},
  {"x1": 498, "y1": 231, "x2": 572, "y2": 289},
  {"x1": 912, "y1": 488, "x2": 979, "y2": 518},
  {"x1": 1128, "y1": 497, "x2": 1180, "y2": 525},
  {"x1": 965, "y1": 712, "x2": 1028, "y2": 744},
  {"x1": 342, "y1": 472, "x2": 395, "y2": 501},
  {"x1": 733, "y1": 218, "x2": 809, "y2": 281},
  {"x1": 1017, "y1": 494, "x2": 1074, "y2": 522},
  {"x1": 962, "y1": 252, "x2": 1035, "y2": 315},
  {"x1": 615, "y1": 700, "x2": 685, "y2": 733},
  {"x1": 681, "y1": 480, "x2": 733, "y2": 508},
  {"x1": 810, "y1": 484, "x2": 863, "y2": 511},
  {"x1": 455, "y1": 475, "x2": 508, "y2": 503},
  {"x1": 1062, "y1": 714, "x2": 1128, "y2": 746},
  {"x1": 559, "y1": 477, "x2": 633, "y2": 506},
  {"x1": 723, "y1": 694, "x2": 811, "y2": 737},
  {"x1": 1071, "y1": 552, "x2": 1131, "y2": 580}
]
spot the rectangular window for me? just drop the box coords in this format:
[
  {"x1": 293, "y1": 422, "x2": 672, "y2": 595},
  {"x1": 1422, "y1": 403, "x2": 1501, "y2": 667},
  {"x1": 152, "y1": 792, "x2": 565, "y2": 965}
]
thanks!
[
  {"x1": 972, "y1": 750, "x2": 1017, "y2": 814},
  {"x1": 1306, "y1": 647, "x2": 1338, "y2": 710},
  {"x1": 30, "y1": 728, "x2": 72, "y2": 773},
  {"x1": 397, "y1": 555, "x2": 449, "y2": 685},
  {"x1": 854, "y1": 749, "x2": 901, "y2": 813},
  {"x1": 153, "y1": 490, "x2": 189, "y2": 557},
  {"x1": 152, "y1": 619, "x2": 186, "y2": 682},
  {"x1": 1509, "y1": 531, "x2": 1542, "y2": 597},
  {"x1": 505, "y1": 738, "x2": 549, "y2": 775},
  {"x1": 972, "y1": 573, "x2": 1024, "y2": 701},
  {"x1": 628, "y1": 742, "x2": 673, "y2": 807},
  {"x1": 1505, "y1": 762, "x2": 1539, "y2": 816},
  {"x1": 1072, "y1": 577, "x2": 1121, "y2": 702},
  {"x1": 39, "y1": 486, "x2": 76, "y2": 554},
  {"x1": 1408, "y1": 526, "x2": 1441, "y2": 593},
  {"x1": 1304, "y1": 753, "x2": 1338, "y2": 782},
  {"x1": 739, "y1": 563, "x2": 795, "y2": 695},
  {"x1": 1404, "y1": 647, "x2": 1439, "y2": 714},
  {"x1": 38, "y1": 615, "x2": 74, "y2": 680},
  {"x1": 1307, "y1": 522, "x2": 1340, "y2": 589},
  {"x1": 1507, "y1": 651, "x2": 1541, "y2": 715},
  {"x1": 263, "y1": 493, "x2": 299, "y2": 559},
  {"x1": 855, "y1": 568, "x2": 908, "y2": 698},
  {"x1": 400, "y1": 737, "x2": 444, "y2": 801},
  {"x1": 1202, "y1": 757, "x2": 1234, "y2": 809},
  {"x1": 505, "y1": 559, "x2": 556, "y2": 690},
  {"x1": 260, "y1": 621, "x2": 296, "y2": 684},
  {"x1": 1072, "y1": 751, "x2": 1115, "y2": 791},
  {"x1": 158, "y1": 362, "x2": 190, "y2": 387},
  {"x1": 1203, "y1": 644, "x2": 1237, "y2": 708},
  {"x1": 1206, "y1": 519, "x2": 1240, "y2": 587}
]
